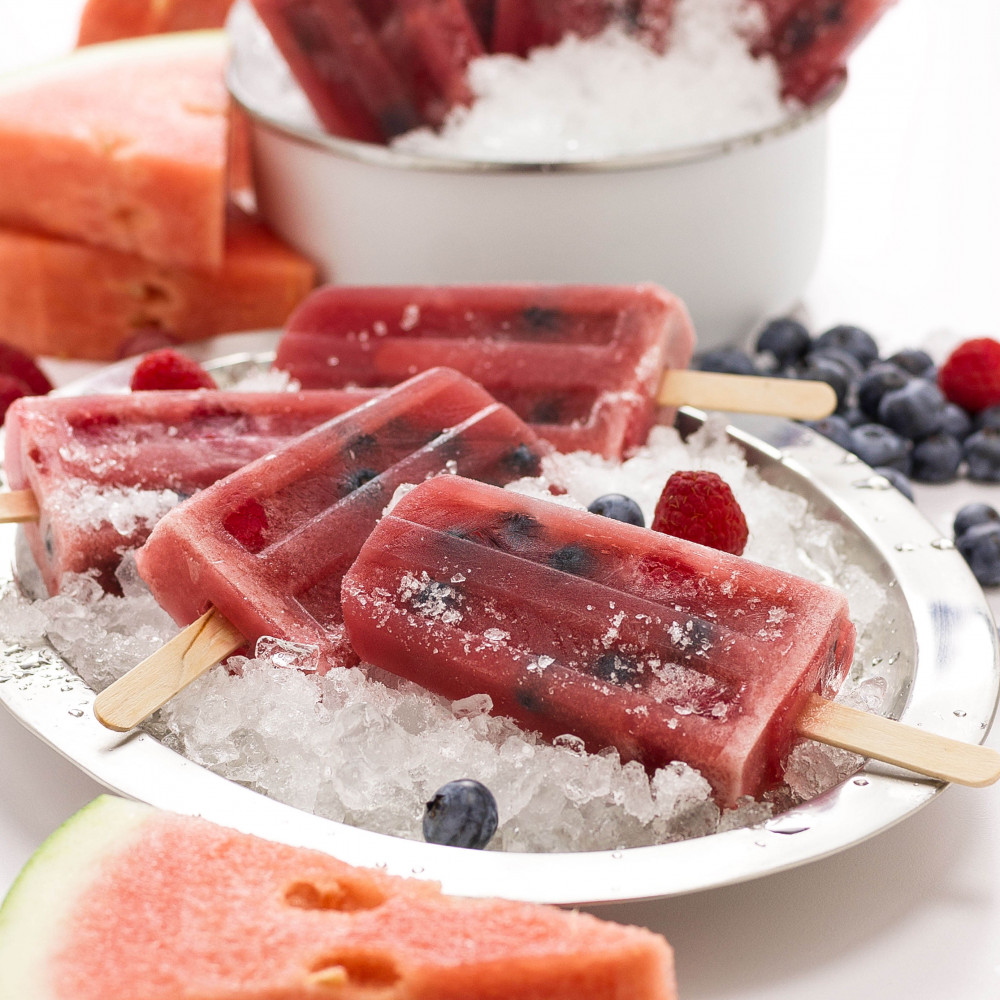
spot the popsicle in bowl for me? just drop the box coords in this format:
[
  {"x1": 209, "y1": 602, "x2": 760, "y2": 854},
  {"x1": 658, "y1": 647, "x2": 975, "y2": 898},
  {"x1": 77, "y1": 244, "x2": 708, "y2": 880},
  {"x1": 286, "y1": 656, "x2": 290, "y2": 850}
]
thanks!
[
  {"x1": 1, "y1": 388, "x2": 380, "y2": 594},
  {"x1": 273, "y1": 283, "x2": 837, "y2": 459}
]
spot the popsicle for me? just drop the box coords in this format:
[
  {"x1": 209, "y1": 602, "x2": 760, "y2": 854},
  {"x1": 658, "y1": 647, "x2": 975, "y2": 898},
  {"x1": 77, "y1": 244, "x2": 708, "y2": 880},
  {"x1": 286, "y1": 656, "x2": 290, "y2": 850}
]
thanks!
[
  {"x1": 1, "y1": 387, "x2": 379, "y2": 594},
  {"x1": 250, "y1": 0, "x2": 484, "y2": 141},
  {"x1": 340, "y1": 475, "x2": 1000, "y2": 806},
  {"x1": 273, "y1": 283, "x2": 837, "y2": 459},
  {"x1": 122, "y1": 367, "x2": 547, "y2": 687}
]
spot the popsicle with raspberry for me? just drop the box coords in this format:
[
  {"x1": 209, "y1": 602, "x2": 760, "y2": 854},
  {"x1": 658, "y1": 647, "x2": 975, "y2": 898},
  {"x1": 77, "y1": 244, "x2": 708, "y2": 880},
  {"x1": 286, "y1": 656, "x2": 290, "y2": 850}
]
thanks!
[
  {"x1": 1, "y1": 387, "x2": 379, "y2": 594},
  {"x1": 340, "y1": 475, "x2": 1000, "y2": 806},
  {"x1": 273, "y1": 283, "x2": 837, "y2": 460},
  {"x1": 94, "y1": 367, "x2": 547, "y2": 729}
]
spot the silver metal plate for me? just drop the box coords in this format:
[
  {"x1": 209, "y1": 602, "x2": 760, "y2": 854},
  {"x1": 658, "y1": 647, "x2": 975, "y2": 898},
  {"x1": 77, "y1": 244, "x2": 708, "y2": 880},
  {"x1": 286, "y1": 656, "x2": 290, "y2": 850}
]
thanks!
[{"x1": 1, "y1": 332, "x2": 997, "y2": 905}]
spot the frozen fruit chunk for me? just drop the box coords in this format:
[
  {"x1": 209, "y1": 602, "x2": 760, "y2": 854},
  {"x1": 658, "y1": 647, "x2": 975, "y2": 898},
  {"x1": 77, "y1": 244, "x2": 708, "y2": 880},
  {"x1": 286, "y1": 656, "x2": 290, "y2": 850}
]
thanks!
[
  {"x1": 134, "y1": 368, "x2": 548, "y2": 670},
  {"x1": 341, "y1": 475, "x2": 856, "y2": 807},
  {"x1": 275, "y1": 283, "x2": 694, "y2": 459}
]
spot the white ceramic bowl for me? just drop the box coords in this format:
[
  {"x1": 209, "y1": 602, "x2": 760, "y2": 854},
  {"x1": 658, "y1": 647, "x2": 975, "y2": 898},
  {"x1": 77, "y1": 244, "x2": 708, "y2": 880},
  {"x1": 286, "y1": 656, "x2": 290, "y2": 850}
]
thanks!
[{"x1": 226, "y1": 5, "x2": 842, "y2": 350}]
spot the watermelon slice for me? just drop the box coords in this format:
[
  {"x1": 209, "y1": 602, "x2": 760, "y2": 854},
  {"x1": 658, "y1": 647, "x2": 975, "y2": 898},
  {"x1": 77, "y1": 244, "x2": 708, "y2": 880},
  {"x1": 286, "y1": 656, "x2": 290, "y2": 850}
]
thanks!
[
  {"x1": 77, "y1": 0, "x2": 238, "y2": 45},
  {"x1": 0, "y1": 208, "x2": 316, "y2": 360},
  {"x1": 0, "y1": 32, "x2": 230, "y2": 269},
  {"x1": 0, "y1": 796, "x2": 678, "y2": 1000}
]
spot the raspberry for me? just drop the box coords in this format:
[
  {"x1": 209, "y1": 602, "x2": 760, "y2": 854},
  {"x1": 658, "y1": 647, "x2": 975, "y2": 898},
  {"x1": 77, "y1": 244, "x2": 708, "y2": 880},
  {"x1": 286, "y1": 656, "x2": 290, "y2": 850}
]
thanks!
[
  {"x1": 937, "y1": 338, "x2": 1000, "y2": 413},
  {"x1": 0, "y1": 374, "x2": 30, "y2": 423},
  {"x1": 651, "y1": 470, "x2": 749, "y2": 555},
  {"x1": 0, "y1": 341, "x2": 53, "y2": 396},
  {"x1": 129, "y1": 348, "x2": 217, "y2": 392}
]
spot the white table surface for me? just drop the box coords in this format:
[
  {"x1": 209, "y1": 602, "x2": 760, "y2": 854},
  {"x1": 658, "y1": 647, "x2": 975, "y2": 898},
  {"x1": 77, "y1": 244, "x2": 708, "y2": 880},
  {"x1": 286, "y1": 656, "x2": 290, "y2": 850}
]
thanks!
[{"x1": 1, "y1": 1, "x2": 1000, "y2": 996}]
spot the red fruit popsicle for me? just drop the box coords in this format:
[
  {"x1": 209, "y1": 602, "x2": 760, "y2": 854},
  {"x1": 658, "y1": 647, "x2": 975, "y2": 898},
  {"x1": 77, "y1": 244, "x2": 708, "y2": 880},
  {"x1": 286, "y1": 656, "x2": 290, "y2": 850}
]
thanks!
[
  {"x1": 2, "y1": 388, "x2": 379, "y2": 594},
  {"x1": 341, "y1": 474, "x2": 856, "y2": 807},
  {"x1": 274, "y1": 284, "x2": 694, "y2": 460},
  {"x1": 131, "y1": 368, "x2": 547, "y2": 675}
]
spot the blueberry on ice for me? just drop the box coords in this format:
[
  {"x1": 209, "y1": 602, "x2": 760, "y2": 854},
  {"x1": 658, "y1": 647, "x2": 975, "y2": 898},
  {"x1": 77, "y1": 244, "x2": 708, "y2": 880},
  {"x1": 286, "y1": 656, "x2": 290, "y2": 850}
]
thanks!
[
  {"x1": 587, "y1": 493, "x2": 644, "y2": 527},
  {"x1": 755, "y1": 317, "x2": 811, "y2": 366},
  {"x1": 422, "y1": 779, "x2": 498, "y2": 850}
]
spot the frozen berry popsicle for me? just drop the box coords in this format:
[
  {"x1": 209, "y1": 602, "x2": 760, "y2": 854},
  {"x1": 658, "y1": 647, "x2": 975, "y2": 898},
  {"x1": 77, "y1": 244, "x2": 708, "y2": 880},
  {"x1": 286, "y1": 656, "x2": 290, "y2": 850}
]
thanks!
[
  {"x1": 274, "y1": 283, "x2": 695, "y2": 459},
  {"x1": 132, "y1": 368, "x2": 547, "y2": 674},
  {"x1": 2, "y1": 388, "x2": 379, "y2": 594},
  {"x1": 341, "y1": 474, "x2": 856, "y2": 807},
  {"x1": 250, "y1": 0, "x2": 483, "y2": 141}
]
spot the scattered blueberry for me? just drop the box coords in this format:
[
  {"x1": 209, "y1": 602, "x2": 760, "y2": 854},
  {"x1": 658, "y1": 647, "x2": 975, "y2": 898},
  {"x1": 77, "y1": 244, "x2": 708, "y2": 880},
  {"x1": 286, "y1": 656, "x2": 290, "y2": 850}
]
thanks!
[
  {"x1": 805, "y1": 414, "x2": 853, "y2": 451},
  {"x1": 964, "y1": 428, "x2": 1000, "y2": 482},
  {"x1": 849, "y1": 424, "x2": 912, "y2": 474},
  {"x1": 940, "y1": 402, "x2": 973, "y2": 440},
  {"x1": 807, "y1": 346, "x2": 865, "y2": 382},
  {"x1": 423, "y1": 779, "x2": 498, "y2": 849},
  {"x1": 693, "y1": 346, "x2": 756, "y2": 376},
  {"x1": 755, "y1": 317, "x2": 811, "y2": 366},
  {"x1": 587, "y1": 493, "x2": 644, "y2": 527},
  {"x1": 876, "y1": 380, "x2": 947, "y2": 440},
  {"x1": 502, "y1": 442, "x2": 542, "y2": 477},
  {"x1": 856, "y1": 363, "x2": 910, "y2": 420},
  {"x1": 910, "y1": 433, "x2": 962, "y2": 483},
  {"x1": 798, "y1": 354, "x2": 852, "y2": 409},
  {"x1": 873, "y1": 466, "x2": 915, "y2": 501},
  {"x1": 953, "y1": 502, "x2": 1000, "y2": 538},
  {"x1": 813, "y1": 324, "x2": 880, "y2": 367},
  {"x1": 957, "y1": 522, "x2": 1000, "y2": 586},
  {"x1": 973, "y1": 405, "x2": 1000, "y2": 433},
  {"x1": 887, "y1": 347, "x2": 935, "y2": 377}
]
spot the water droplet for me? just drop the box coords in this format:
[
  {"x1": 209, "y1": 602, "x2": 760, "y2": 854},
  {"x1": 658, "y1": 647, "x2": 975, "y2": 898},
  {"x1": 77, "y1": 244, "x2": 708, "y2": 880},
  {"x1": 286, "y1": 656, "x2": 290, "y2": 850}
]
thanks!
[
  {"x1": 610, "y1": 850, "x2": 624, "y2": 860},
  {"x1": 894, "y1": 542, "x2": 916, "y2": 552},
  {"x1": 853, "y1": 474, "x2": 891, "y2": 491},
  {"x1": 954, "y1": 709, "x2": 967, "y2": 718},
  {"x1": 754, "y1": 840, "x2": 767, "y2": 848},
  {"x1": 870, "y1": 656, "x2": 883, "y2": 668},
  {"x1": 67, "y1": 708, "x2": 84, "y2": 718},
  {"x1": 853, "y1": 777, "x2": 869, "y2": 787},
  {"x1": 931, "y1": 537, "x2": 955, "y2": 550},
  {"x1": 765, "y1": 819, "x2": 810, "y2": 835}
]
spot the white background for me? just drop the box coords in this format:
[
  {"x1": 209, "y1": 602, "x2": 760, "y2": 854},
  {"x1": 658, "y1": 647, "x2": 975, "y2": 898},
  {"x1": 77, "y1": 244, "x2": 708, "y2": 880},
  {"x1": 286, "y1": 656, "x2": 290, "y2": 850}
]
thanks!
[{"x1": 1, "y1": 1, "x2": 999, "y2": 997}]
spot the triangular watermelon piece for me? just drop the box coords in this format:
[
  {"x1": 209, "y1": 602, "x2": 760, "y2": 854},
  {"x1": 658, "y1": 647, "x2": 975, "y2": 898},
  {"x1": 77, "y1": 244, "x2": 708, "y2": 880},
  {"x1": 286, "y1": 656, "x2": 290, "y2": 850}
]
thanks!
[
  {"x1": 0, "y1": 796, "x2": 678, "y2": 1000},
  {"x1": 0, "y1": 32, "x2": 230, "y2": 269}
]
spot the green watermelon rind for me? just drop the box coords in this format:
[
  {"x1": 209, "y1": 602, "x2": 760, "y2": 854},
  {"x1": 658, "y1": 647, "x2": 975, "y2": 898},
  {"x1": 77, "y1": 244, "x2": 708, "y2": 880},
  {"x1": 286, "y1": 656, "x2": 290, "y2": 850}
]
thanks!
[
  {"x1": 0, "y1": 29, "x2": 229, "y2": 96},
  {"x1": 0, "y1": 796, "x2": 154, "y2": 999}
]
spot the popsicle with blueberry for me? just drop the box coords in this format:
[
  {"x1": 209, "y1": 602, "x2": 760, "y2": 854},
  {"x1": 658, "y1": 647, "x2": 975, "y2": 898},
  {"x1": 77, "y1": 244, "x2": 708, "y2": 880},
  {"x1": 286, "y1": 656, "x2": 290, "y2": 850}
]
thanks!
[
  {"x1": 273, "y1": 283, "x2": 837, "y2": 460},
  {"x1": 339, "y1": 475, "x2": 1000, "y2": 806},
  {"x1": 94, "y1": 367, "x2": 547, "y2": 729},
  {"x1": 0, "y1": 388, "x2": 379, "y2": 594},
  {"x1": 250, "y1": 0, "x2": 484, "y2": 140}
]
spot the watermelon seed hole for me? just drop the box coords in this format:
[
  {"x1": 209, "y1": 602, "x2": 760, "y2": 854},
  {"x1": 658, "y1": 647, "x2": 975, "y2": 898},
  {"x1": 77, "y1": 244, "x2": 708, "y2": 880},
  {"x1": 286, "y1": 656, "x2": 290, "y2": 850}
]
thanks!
[
  {"x1": 309, "y1": 950, "x2": 401, "y2": 990},
  {"x1": 284, "y1": 878, "x2": 387, "y2": 912}
]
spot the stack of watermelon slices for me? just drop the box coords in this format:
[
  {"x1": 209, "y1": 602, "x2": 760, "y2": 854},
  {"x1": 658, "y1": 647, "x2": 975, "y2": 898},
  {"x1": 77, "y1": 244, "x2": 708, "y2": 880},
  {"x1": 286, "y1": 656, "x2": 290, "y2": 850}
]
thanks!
[{"x1": 0, "y1": 18, "x2": 317, "y2": 361}]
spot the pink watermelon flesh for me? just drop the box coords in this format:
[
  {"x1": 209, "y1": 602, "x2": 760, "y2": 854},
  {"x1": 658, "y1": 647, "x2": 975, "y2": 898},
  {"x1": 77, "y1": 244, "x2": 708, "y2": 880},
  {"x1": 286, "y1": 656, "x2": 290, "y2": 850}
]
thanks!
[
  {"x1": 0, "y1": 796, "x2": 677, "y2": 1000},
  {"x1": 0, "y1": 32, "x2": 231, "y2": 268},
  {"x1": 341, "y1": 475, "x2": 857, "y2": 808}
]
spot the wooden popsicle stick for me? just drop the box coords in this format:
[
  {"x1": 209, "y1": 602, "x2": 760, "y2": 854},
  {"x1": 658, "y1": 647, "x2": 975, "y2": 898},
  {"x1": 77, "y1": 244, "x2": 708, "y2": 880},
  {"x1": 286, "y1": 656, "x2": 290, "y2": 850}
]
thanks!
[
  {"x1": 93, "y1": 607, "x2": 244, "y2": 732},
  {"x1": 658, "y1": 369, "x2": 838, "y2": 420},
  {"x1": 0, "y1": 489, "x2": 39, "y2": 523},
  {"x1": 796, "y1": 692, "x2": 1000, "y2": 788}
]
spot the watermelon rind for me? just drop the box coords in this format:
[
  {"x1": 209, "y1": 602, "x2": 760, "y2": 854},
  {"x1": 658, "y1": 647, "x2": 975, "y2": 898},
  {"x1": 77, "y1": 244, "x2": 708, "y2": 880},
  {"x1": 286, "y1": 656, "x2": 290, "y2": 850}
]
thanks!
[
  {"x1": 0, "y1": 29, "x2": 229, "y2": 96},
  {"x1": 0, "y1": 796, "x2": 153, "y2": 999}
]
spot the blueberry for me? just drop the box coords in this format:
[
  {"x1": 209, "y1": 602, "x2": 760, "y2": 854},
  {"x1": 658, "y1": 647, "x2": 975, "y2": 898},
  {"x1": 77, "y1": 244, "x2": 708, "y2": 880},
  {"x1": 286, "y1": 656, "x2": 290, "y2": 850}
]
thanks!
[
  {"x1": 973, "y1": 405, "x2": 1000, "y2": 432},
  {"x1": 873, "y1": 466, "x2": 915, "y2": 501},
  {"x1": 587, "y1": 493, "x2": 644, "y2": 527},
  {"x1": 797, "y1": 355, "x2": 852, "y2": 410},
  {"x1": 343, "y1": 467, "x2": 379, "y2": 493},
  {"x1": 755, "y1": 317, "x2": 811, "y2": 366},
  {"x1": 848, "y1": 423, "x2": 912, "y2": 474},
  {"x1": 422, "y1": 779, "x2": 498, "y2": 849},
  {"x1": 693, "y1": 347, "x2": 756, "y2": 376},
  {"x1": 953, "y1": 502, "x2": 1000, "y2": 538},
  {"x1": 839, "y1": 405, "x2": 869, "y2": 428},
  {"x1": 887, "y1": 347, "x2": 935, "y2": 377},
  {"x1": 940, "y1": 402, "x2": 973, "y2": 440},
  {"x1": 807, "y1": 346, "x2": 865, "y2": 382},
  {"x1": 964, "y1": 428, "x2": 1000, "y2": 482},
  {"x1": 502, "y1": 442, "x2": 542, "y2": 478},
  {"x1": 876, "y1": 380, "x2": 946, "y2": 440},
  {"x1": 522, "y1": 306, "x2": 561, "y2": 331},
  {"x1": 856, "y1": 362, "x2": 910, "y2": 420},
  {"x1": 805, "y1": 414, "x2": 853, "y2": 451},
  {"x1": 957, "y1": 522, "x2": 1000, "y2": 587},
  {"x1": 813, "y1": 324, "x2": 880, "y2": 367},
  {"x1": 910, "y1": 433, "x2": 962, "y2": 483},
  {"x1": 548, "y1": 544, "x2": 594, "y2": 576},
  {"x1": 594, "y1": 651, "x2": 640, "y2": 685}
]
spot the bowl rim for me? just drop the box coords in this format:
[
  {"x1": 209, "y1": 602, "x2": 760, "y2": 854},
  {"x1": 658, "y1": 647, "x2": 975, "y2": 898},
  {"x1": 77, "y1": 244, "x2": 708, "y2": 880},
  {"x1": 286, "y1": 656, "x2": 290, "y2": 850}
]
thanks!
[{"x1": 227, "y1": 55, "x2": 846, "y2": 176}]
